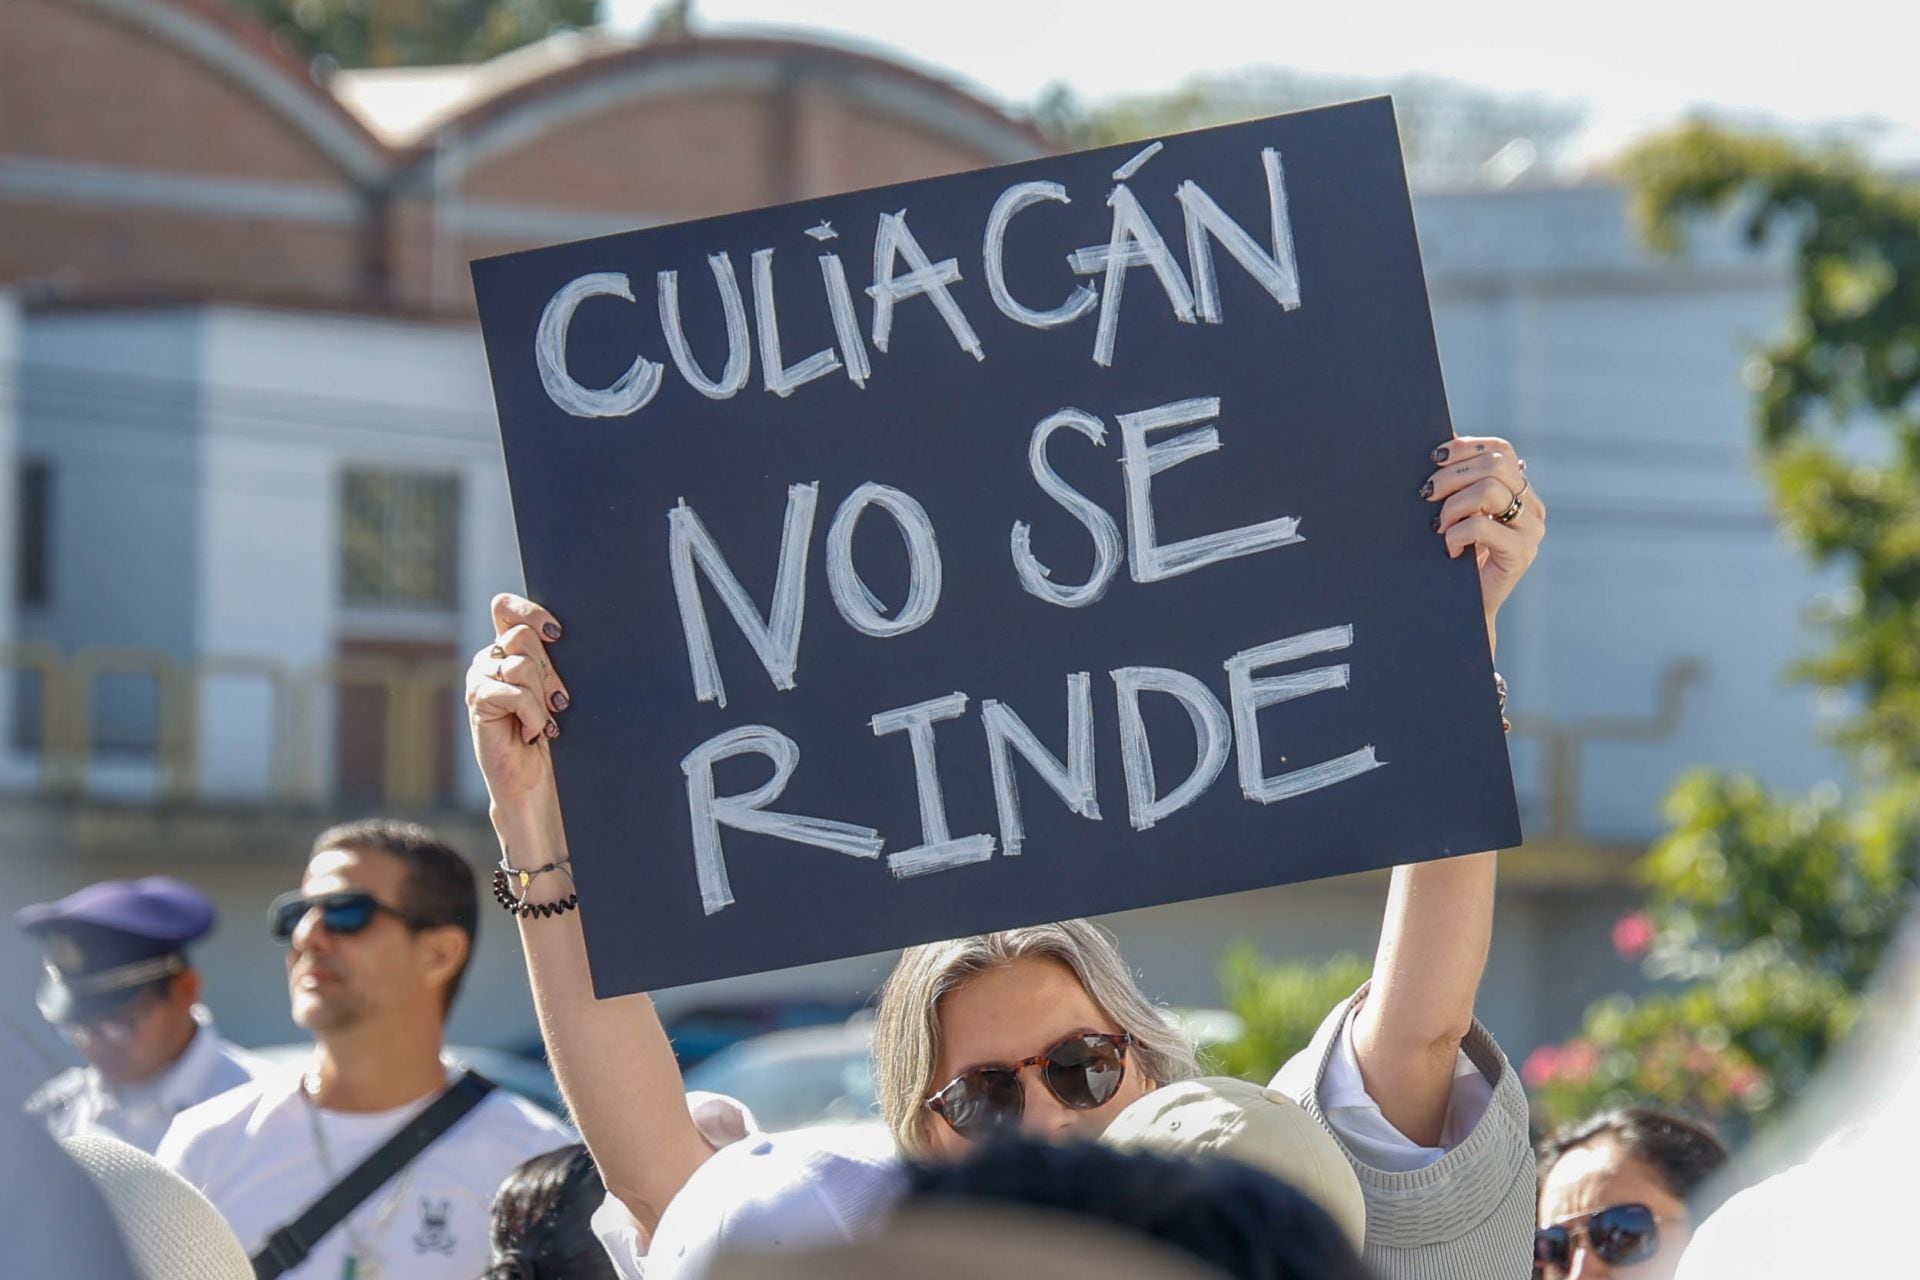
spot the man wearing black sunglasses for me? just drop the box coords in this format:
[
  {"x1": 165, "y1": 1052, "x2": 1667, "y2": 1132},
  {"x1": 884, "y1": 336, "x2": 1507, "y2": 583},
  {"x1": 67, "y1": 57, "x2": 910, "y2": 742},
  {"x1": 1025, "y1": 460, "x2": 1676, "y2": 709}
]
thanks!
[{"x1": 158, "y1": 819, "x2": 571, "y2": 1280}]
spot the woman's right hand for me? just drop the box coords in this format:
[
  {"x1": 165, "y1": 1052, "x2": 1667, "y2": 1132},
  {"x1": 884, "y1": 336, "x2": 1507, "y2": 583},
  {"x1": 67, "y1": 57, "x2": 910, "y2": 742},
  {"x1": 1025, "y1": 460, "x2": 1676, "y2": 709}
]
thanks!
[{"x1": 465, "y1": 592, "x2": 572, "y2": 810}]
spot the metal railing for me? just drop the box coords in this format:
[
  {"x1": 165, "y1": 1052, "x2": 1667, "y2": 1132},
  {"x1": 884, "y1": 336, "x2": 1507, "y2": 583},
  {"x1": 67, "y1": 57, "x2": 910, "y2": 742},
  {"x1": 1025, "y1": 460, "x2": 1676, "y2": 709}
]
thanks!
[
  {"x1": 1, "y1": 644, "x2": 1706, "y2": 828},
  {"x1": 1, "y1": 644, "x2": 467, "y2": 809},
  {"x1": 1507, "y1": 658, "x2": 1707, "y2": 844}
]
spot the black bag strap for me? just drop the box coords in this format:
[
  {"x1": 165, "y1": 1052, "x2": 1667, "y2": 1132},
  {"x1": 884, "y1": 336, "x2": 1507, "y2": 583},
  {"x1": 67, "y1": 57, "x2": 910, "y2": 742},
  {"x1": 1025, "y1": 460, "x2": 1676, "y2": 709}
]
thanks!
[{"x1": 251, "y1": 1070, "x2": 497, "y2": 1280}]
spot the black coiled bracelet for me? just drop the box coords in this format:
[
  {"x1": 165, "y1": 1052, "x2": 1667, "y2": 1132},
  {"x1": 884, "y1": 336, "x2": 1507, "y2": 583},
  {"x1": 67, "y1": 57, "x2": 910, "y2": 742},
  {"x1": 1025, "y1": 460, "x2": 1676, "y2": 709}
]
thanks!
[{"x1": 492, "y1": 853, "x2": 579, "y2": 918}]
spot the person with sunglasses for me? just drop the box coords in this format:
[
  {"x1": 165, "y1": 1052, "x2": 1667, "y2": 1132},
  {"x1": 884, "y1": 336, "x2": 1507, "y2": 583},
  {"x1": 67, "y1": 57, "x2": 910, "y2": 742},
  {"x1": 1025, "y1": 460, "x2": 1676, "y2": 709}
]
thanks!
[
  {"x1": 467, "y1": 435, "x2": 1544, "y2": 1279},
  {"x1": 1534, "y1": 1108, "x2": 1728, "y2": 1280},
  {"x1": 156, "y1": 819, "x2": 573, "y2": 1280},
  {"x1": 15, "y1": 877, "x2": 266, "y2": 1154}
]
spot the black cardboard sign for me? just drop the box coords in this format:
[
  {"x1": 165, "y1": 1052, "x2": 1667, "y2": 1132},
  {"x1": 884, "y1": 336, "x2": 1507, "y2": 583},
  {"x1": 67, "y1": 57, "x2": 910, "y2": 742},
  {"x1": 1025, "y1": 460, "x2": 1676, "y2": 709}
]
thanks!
[{"x1": 472, "y1": 97, "x2": 1521, "y2": 995}]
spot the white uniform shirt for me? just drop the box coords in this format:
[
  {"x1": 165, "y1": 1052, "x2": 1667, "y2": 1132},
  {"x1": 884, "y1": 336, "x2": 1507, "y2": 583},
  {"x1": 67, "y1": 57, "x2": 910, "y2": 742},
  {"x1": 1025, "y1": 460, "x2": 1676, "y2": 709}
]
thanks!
[
  {"x1": 158, "y1": 1058, "x2": 574, "y2": 1280},
  {"x1": 592, "y1": 1041, "x2": 1496, "y2": 1280},
  {"x1": 28, "y1": 1005, "x2": 265, "y2": 1154}
]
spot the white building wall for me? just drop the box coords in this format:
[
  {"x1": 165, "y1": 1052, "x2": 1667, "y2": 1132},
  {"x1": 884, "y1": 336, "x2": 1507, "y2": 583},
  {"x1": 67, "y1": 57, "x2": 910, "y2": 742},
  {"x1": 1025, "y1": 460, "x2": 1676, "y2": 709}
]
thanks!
[
  {"x1": 15, "y1": 311, "x2": 205, "y2": 796},
  {"x1": 1419, "y1": 184, "x2": 1849, "y2": 844},
  {"x1": 193, "y1": 308, "x2": 516, "y2": 802}
]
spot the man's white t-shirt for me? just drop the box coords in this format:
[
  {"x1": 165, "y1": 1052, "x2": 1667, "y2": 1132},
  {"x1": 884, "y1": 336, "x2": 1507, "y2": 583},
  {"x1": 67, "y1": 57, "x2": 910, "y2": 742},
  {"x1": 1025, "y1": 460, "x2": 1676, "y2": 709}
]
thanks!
[{"x1": 158, "y1": 1060, "x2": 574, "y2": 1280}]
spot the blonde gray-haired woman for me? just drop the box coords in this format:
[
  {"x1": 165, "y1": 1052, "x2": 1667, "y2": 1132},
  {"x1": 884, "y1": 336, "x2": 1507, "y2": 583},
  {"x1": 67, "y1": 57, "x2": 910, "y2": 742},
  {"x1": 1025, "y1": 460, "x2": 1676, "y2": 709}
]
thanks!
[
  {"x1": 871, "y1": 921, "x2": 1201, "y2": 1156},
  {"x1": 467, "y1": 435, "x2": 1544, "y2": 1280}
]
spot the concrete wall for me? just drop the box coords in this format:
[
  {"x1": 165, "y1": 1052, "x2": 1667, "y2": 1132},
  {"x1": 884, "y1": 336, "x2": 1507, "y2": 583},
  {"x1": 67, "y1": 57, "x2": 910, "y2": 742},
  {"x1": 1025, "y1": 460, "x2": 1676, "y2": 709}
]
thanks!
[{"x1": 0, "y1": 836, "x2": 1639, "y2": 1078}]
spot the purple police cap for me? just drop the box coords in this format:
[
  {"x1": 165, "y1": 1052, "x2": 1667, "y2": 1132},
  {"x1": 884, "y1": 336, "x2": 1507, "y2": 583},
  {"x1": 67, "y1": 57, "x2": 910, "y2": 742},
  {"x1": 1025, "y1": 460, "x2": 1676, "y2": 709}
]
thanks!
[
  {"x1": 16, "y1": 879, "x2": 216, "y2": 1025},
  {"x1": 15, "y1": 877, "x2": 216, "y2": 943}
]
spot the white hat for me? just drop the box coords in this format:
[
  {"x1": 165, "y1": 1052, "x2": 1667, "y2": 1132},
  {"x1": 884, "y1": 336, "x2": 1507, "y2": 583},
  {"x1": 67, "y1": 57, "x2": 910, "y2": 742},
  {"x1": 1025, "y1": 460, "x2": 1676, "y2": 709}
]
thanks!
[
  {"x1": 1100, "y1": 1075, "x2": 1367, "y2": 1251},
  {"x1": 61, "y1": 1135, "x2": 253, "y2": 1280}
]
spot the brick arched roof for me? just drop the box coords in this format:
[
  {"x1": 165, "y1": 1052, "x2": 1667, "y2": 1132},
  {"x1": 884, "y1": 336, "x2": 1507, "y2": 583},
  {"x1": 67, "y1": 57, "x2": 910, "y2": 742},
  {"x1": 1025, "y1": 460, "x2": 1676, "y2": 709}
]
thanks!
[
  {"x1": 70, "y1": 0, "x2": 391, "y2": 183},
  {"x1": 398, "y1": 32, "x2": 1053, "y2": 184}
]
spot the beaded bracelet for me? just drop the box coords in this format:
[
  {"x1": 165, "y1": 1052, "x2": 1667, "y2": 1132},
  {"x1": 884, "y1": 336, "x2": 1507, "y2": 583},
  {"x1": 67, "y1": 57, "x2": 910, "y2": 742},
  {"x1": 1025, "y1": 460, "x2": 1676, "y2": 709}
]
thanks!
[
  {"x1": 1494, "y1": 671, "x2": 1511, "y2": 733},
  {"x1": 491, "y1": 852, "x2": 579, "y2": 919}
]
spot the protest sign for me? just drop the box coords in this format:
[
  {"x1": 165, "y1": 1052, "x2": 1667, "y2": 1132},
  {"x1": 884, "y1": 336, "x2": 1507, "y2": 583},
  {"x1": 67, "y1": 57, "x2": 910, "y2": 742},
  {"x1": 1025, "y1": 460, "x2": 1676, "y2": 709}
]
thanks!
[{"x1": 472, "y1": 96, "x2": 1521, "y2": 994}]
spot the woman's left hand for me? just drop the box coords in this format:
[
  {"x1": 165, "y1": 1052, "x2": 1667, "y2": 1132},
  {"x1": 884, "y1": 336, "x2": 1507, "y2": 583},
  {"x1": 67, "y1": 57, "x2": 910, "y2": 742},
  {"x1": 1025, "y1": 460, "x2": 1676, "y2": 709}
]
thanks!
[{"x1": 1423, "y1": 434, "x2": 1544, "y2": 625}]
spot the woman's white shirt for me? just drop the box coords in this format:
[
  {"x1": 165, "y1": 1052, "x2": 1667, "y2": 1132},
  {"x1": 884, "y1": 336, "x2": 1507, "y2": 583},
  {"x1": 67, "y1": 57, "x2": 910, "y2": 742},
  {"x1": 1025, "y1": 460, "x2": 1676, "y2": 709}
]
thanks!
[{"x1": 1320, "y1": 1010, "x2": 1494, "y2": 1173}]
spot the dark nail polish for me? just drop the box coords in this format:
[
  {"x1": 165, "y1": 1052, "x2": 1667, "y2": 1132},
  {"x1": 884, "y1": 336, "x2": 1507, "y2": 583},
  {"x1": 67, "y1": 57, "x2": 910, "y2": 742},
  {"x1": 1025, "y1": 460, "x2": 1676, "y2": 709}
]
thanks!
[
  {"x1": 544, "y1": 719, "x2": 559, "y2": 739},
  {"x1": 1419, "y1": 480, "x2": 1434, "y2": 499},
  {"x1": 542, "y1": 622, "x2": 563, "y2": 642},
  {"x1": 550, "y1": 690, "x2": 570, "y2": 712},
  {"x1": 1431, "y1": 444, "x2": 1450, "y2": 464},
  {"x1": 1431, "y1": 514, "x2": 1443, "y2": 532}
]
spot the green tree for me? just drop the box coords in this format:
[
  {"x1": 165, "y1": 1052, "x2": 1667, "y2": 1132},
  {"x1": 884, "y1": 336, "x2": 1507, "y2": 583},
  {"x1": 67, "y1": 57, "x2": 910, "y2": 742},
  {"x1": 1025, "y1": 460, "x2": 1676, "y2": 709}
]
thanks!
[
  {"x1": 1033, "y1": 69, "x2": 1585, "y2": 188},
  {"x1": 1527, "y1": 125, "x2": 1920, "y2": 1140},
  {"x1": 230, "y1": 0, "x2": 601, "y2": 70},
  {"x1": 1211, "y1": 945, "x2": 1371, "y2": 1081}
]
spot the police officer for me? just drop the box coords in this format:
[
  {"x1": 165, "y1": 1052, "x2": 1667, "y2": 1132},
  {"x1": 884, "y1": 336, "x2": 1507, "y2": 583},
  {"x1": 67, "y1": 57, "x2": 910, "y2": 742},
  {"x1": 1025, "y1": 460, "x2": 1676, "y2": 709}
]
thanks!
[{"x1": 16, "y1": 876, "x2": 264, "y2": 1152}]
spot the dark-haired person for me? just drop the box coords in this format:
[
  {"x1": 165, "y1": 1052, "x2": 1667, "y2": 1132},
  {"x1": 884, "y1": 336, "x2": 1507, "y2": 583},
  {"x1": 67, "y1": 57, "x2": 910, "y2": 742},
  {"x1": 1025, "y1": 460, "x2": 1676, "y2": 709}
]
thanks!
[
  {"x1": 1535, "y1": 1107, "x2": 1729, "y2": 1280},
  {"x1": 15, "y1": 877, "x2": 265, "y2": 1152},
  {"x1": 158, "y1": 820, "x2": 572, "y2": 1280},
  {"x1": 489, "y1": 1144, "x2": 621, "y2": 1280},
  {"x1": 903, "y1": 1137, "x2": 1372, "y2": 1280}
]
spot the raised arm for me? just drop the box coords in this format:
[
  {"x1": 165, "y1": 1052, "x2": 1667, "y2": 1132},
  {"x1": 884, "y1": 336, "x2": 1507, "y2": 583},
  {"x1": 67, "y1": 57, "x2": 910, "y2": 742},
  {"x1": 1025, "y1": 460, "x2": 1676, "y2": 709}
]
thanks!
[
  {"x1": 1352, "y1": 435, "x2": 1541, "y2": 1146},
  {"x1": 466, "y1": 593, "x2": 713, "y2": 1236}
]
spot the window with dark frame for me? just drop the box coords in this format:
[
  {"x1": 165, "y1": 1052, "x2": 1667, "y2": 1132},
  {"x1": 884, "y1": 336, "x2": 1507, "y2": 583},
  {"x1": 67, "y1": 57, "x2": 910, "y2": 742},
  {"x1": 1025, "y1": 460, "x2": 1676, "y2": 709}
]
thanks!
[
  {"x1": 16, "y1": 458, "x2": 50, "y2": 607},
  {"x1": 340, "y1": 469, "x2": 461, "y2": 611}
]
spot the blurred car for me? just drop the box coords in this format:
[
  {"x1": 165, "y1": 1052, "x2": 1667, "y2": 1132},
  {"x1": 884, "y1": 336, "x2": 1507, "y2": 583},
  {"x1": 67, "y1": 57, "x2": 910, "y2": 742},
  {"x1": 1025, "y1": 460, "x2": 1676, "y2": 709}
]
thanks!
[
  {"x1": 681, "y1": 1018, "x2": 879, "y2": 1132},
  {"x1": 680, "y1": 1007, "x2": 1245, "y2": 1134},
  {"x1": 662, "y1": 998, "x2": 868, "y2": 1070},
  {"x1": 252, "y1": 1043, "x2": 566, "y2": 1117}
]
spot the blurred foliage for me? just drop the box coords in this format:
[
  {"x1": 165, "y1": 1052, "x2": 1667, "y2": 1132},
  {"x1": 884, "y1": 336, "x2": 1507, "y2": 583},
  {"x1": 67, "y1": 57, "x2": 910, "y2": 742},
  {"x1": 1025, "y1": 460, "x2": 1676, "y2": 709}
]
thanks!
[
  {"x1": 1528, "y1": 774, "x2": 1920, "y2": 1138},
  {"x1": 1624, "y1": 124, "x2": 1920, "y2": 771},
  {"x1": 1033, "y1": 69, "x2": 1585, "y2": 188},
  {"x1": 1529, "y1": 125, "x2": 1920, "y2": 1141},
  {"x1": 1211, "y1": 944, "x2": 1371, "y2": 1081},
  {"x1": 230, "y1": 0, "x2": 601, "y2": 71},
  {"x1": 1641, "y1": 775, "x2": 1920, "y2": 992}
]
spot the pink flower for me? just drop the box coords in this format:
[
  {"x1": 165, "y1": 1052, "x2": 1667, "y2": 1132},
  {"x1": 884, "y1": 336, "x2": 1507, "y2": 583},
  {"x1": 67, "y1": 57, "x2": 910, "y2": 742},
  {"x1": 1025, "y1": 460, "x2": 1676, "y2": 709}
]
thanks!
[
  {"x1": 1726, "y1": 1065, "x2": 1766, "y2": 1100},
  {"x1": 1558, "y1": 1040, "x2": 1600, "y2": 1083},
  {"x1": 1522, "y1": 1046, "x2": 1562, "y2": 1089},
  {"x1": 1613, "y1": 911, "x2": 1656, "y2": 961}
]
